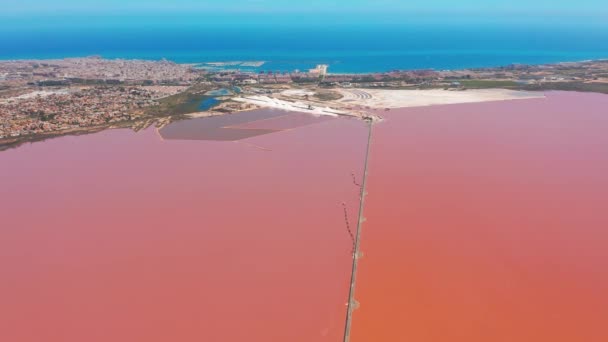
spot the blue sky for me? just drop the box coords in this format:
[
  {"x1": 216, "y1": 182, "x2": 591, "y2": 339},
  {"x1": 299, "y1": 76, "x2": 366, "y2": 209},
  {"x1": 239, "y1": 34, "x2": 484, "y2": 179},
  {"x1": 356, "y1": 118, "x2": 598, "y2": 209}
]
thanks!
[
  {"x1": 3, "y1": 0, "x2": 608, "y2": 15},
  {"x1": 2, "y1": 0, "x2": 607, "y2": 32}
]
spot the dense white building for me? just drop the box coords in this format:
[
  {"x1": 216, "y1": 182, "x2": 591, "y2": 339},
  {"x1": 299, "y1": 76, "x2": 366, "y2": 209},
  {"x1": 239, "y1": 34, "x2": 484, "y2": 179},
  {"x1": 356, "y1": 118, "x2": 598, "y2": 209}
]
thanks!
[{"x1": 309, "y1": 64, "x2": 328, "y2": 76}]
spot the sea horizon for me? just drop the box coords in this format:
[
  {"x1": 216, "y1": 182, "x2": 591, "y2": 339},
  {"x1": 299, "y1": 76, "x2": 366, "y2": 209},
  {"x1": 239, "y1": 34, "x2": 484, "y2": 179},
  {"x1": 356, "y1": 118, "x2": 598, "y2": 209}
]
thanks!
[
  {"x1": 3, "y1": 53, "x2": 608, "y2": 75},
  {"x1": 2, "y1": 18, "x2": 608, "y2": 73}
]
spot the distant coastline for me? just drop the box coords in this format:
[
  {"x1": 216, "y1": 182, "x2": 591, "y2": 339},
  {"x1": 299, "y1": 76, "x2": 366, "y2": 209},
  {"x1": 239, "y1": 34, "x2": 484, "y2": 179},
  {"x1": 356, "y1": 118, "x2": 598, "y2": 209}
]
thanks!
[
  {"x1": 2, "y1": 55, "x2": 608, "y2": 75},
  {"x1": 2, "y1": 57, "x2": 608, "y2": 151}
]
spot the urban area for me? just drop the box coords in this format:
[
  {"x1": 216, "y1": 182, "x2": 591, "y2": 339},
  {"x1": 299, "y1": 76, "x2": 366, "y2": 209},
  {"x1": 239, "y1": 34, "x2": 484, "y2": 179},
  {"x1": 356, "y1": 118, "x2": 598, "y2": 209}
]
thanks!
[{"x1": 2, "y1": 56, "x2": 608, "y2": 146}]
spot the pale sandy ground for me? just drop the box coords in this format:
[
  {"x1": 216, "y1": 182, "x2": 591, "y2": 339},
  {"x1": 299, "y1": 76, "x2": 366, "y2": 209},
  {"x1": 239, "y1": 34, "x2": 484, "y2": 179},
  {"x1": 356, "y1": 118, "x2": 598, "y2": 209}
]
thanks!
[
  {"x1": 0, "y1": 89, "x2": 71, "y2": 104},
  {"x1": 280, "y1": 89, "x2": 316, "y2": 97},
  {"x1": 185, "y1": 112, "x2": 225, "y2": 118},
  {"x1": 233, "y1": 96, "x2": 347, "y2": 117},
  {"x1": 234, "y1": 88, "x2": 543, "y2": 119},
  {"x1": 335, "y1": 88, "x2": 544, "y2": 108}
]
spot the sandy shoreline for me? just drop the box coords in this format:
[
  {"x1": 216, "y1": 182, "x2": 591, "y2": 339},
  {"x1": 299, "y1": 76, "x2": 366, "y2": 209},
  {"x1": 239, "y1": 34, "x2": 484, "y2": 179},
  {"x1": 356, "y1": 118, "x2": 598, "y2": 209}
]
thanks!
[
  {"x1": 233, "y1": 96, "x2": 348, "y2": 117},
  {"x1": 230, "y1": 88, "x2": 545, "y2": 121},
  {"x1": 335, "y1": 88, "x2": 544, "y2": 109}
]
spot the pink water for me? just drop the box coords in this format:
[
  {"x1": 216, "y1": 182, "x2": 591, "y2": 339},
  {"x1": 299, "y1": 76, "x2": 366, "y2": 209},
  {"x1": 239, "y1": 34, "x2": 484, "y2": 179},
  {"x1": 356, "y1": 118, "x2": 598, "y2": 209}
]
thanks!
[
  {"x1": 3, "y1": 92, "x2": 608, "y2": 341},
  {"x1": 159, "y1": 108, "x2": 333, "y2": 141},
  {"x1": 0, "y1": 113, "x2": 368, "y2": 342},
  {"x1": 351, "y1": 92, "x2": 608, "y2": 342}
]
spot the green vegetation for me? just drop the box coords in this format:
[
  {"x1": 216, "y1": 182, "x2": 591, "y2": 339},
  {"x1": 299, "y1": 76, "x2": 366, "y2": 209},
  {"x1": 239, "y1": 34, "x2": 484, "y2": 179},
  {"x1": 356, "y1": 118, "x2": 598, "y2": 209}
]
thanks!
[
  {"x1": 453, "y1": 79, "x2": 608, "y2": 94},
  {"x1": 520, "y1": 82, "x2": 608, "y2": 94},
  {"x1": 144, "y1": 84, "x2": 220, "y2": 116},
  {"x1": 459, "y1": 80, "x2": 520, "y2": 88},
  {"x1": 145, "y1": 91, "x2": 199, "y2": 116},
  {"x1": 292, "y1": 77, "x2": 318, "y2": 84},
  {"x1": 314, "y1": 90, "x2": 343, "y2": 101}
]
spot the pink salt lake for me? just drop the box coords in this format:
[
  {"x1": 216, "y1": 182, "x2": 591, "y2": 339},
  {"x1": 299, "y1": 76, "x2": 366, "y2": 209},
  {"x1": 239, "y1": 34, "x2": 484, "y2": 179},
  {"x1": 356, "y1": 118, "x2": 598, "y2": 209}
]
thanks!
[{"x1": 2, "y1": 92, "x2": 608, "y2": 342}]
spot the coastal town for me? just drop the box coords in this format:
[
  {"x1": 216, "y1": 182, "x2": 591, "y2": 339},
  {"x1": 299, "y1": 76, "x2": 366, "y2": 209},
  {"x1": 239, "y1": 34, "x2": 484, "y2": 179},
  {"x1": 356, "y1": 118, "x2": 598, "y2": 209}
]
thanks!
[{"x1": 2, "y1": 56, "x2": 608, "y2": 148}]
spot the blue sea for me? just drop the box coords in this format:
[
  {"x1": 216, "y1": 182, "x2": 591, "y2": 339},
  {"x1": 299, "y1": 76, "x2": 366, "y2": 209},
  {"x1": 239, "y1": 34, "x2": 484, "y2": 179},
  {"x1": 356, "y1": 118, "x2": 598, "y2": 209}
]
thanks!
[{"x1": 1, "y1": 15, "x2": 608, "y2": 73}]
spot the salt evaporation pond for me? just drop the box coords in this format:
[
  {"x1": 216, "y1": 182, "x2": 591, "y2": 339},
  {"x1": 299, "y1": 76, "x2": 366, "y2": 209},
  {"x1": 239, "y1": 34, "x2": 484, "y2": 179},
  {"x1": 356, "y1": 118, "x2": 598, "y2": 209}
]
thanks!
[
  {"x1": 350, "y1": 91, "x2": 608, "y2": 342},
  {"x1": 0, "y1": 111, "x2": 369, "y2": 342},
  {"x1": 2, "y1": 91, "x2": 608, "y2": 341}
]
